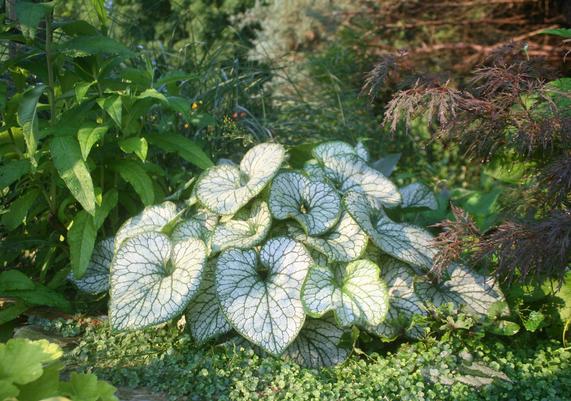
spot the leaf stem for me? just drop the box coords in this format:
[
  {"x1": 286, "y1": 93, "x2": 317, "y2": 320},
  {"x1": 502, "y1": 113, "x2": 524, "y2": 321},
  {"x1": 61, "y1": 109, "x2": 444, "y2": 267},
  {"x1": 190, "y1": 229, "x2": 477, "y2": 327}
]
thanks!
[{"x1": 45, "y1": 12, "x2": 56, "y2": 124}]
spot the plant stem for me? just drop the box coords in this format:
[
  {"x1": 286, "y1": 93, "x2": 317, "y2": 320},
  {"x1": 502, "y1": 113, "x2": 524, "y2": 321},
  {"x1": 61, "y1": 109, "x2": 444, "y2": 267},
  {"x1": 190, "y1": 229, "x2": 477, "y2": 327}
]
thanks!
[{"x1": 45, "y1": 12, "x2": 56, "y2": 124}]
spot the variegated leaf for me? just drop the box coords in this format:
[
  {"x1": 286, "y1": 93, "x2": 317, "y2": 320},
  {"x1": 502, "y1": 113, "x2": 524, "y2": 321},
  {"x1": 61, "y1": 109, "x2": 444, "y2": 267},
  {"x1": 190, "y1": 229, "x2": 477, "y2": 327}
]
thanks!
[
  {"x1": 301, "y1": 259, "x2": 389, "y2": 327},
  {"x1": 313, "y1": 141, "x2": 359, "y2": 162},
  {"x1": 317, "y1": 153, "x2": 401, "y2": 208},
  {"x1": 269, "y1": 171, "x2": 341, "y2": 236},
  {"x1": 284, "y1": 317, "x2": 349, "y2": 368},
  {"x1": 355, "y1": 142, "x2": 369, "y2": 162},
  {"x1": 304, "y1": 159, "x2": 328, "y2": 182},
  {"x1": 196, "y1": 143, "x2": 285, "y2": 215},
  {"x1": 372, "y1": 258, "x2": 426, "y2": 339},
  {"x1": 415, "y1": 263, "x2": 505, "y2": 318},
  {"x1": 344, "y1": 191, "x2": 436, "y2": 270},
  {"x1": 69, "y1": 237, "x2": 113, "y2": 294},
  {"x1": 290, "y1": 212, "x2": 368, "y2": 262},
  {"x1": 185, "y1": 261, "x2": 231, "y2": 344},
  {"x1": 171, "y1": 208, "x2": 218, "y2": 244},
  {"x1": 400, "y1": 183, "x2": 438, "y2": 210},
  {"x1": 211, "y1": 200, "x2": 271, "y2": 253},
  {"x1": 109, "y1": 233, "x2": 207, "y2": 330},
  {"x1": 216, "y1": 237, "x2": 312, "y2": 355},
  {"x1": 114, "y1": 201, "x2": 178, "y2": 250}
]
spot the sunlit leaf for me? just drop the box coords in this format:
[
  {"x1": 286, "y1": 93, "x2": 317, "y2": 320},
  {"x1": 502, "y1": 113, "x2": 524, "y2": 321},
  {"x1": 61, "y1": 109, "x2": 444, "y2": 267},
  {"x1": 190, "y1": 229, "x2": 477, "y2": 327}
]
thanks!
[
  {"x1": 171, "y1": 208, "x2": 218, "y2": 245},
  {"x1": 216, "y1": 237, "x2": 312, "y2": 355},
  {"x1": 301, "y1": 259, "x2": 388, "y2": 327},
  {"x1": 211, "y1": 200, "x2": 271, "y2": 253},
  {"x1": 269, "y1": 171, "x2": 341, "y2": 235},
  {"x1": 114, "y1": 201, "x2": 178, "y2": 250},
  {"x1": 196, "y1": 143, "x2": 285, "y2": 215},
  {"x1": 110, "y1": 233, "x2": 207, "y2": 330},
  {"x1": 344, "y1": 191, "x2": 436, "y2": 270},
  {"x1": 290, "y1": 212, "x2": 368, "y2": 262}
]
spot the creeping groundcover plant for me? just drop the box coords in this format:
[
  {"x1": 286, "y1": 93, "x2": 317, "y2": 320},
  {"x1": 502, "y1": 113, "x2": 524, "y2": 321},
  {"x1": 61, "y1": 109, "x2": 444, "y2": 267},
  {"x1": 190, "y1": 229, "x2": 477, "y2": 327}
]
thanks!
[{"x1": 70, "y1": 141, "x2": 506, "y2": 368}]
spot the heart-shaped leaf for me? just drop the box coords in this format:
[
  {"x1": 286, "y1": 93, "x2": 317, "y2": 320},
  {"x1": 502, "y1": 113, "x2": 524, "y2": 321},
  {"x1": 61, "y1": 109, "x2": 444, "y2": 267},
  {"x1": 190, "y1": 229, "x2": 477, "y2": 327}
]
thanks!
[
  {"x1": 372, "y1": 257, "x2": 426, "y2": 339},
  {"x1": 313, "y1": 141, "x2": 363, "y2": 162},
  {"x1": 171, "y1": 208, "x2": 218, "y2": 244},
  {"x1": 290, "y1": 212, "x2": 368, "y2": 262},
  {"x1": 216, "y1": 237, "x2": 312, "y2": 355},
  {"x1": 400, "y1": 183, "x2": 438, "y2": 210},
  {"x1": 344, "y1": 191, "x2": 436, "y2": 270},
  {"x1": 269, "y1": 171, "x2": 341, "y2": 236},
  {"x1": 284, "y1": 317, "x2": 349, "y2": 368},
  {"x1": 315, "y1": 153, "x2": 401, "y2": 208},
  {"x1": 196, "y1": 143, "x2": 285, "y2": 215},
  {"x1": 415, "y1": 264, "x2": 505, "y2": 318},
  {"x1": 110, "y1": 232, "x2": 207, "y2": 330},
  {"x1": 69, "y1": 237, "x2": 114, "y2": 295},
  {"x1": 185, "y1": 261, "x2": 231, "y2": 344},
  {"x1": 211, "y1": 200, "x2": 272, "y2": 253},
  {"x1": 301, "y1": 259, "x2": 389, "y2": 327},
  {"x1": 114, "y1": 201, "x2": 178, "y2": 250}
]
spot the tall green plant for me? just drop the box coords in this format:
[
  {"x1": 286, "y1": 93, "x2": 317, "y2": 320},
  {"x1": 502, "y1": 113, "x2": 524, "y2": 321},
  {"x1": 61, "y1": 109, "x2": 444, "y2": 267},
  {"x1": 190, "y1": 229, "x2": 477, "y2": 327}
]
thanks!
[{"x1": 0, "y1": 1, "x2": 213, "y2": 321}]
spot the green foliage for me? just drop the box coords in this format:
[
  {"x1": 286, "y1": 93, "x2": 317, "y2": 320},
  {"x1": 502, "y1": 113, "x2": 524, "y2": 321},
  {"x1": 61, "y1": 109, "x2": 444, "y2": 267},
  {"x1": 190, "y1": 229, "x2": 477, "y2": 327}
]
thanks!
[
  {"x1": 0, "y1": 338, "x2": 117, "y2": 401},
  {"x1": 67, "y1": 322, "x2": 571, "y2": 401},
  {"x1": 71, "y1": 140, "x2": 507, "y2": 367},
  {"x1": 1, "y1": 2, "x2": 218, "y2": 315}
]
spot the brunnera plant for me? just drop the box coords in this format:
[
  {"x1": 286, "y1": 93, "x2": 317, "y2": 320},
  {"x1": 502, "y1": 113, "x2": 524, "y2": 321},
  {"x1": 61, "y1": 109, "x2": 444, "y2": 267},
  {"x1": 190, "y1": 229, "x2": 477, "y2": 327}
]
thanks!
[{"x1": 70, "y1": 141, "x2": 508, "y2": 367}]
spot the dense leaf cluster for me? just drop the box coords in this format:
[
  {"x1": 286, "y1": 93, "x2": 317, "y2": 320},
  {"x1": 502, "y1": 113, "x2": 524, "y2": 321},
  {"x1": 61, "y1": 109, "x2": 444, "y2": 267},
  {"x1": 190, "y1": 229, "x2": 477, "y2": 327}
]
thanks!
[{"x1": 71, "y1": 141, "x2": 508, "y2": 367}]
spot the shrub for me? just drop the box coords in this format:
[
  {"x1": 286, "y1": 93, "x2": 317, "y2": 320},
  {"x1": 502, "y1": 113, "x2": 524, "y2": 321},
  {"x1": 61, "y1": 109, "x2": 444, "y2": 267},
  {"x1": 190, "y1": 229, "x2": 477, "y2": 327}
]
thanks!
[{"x1": 69, "y1": 140, "x2": 510, "y2": 368}]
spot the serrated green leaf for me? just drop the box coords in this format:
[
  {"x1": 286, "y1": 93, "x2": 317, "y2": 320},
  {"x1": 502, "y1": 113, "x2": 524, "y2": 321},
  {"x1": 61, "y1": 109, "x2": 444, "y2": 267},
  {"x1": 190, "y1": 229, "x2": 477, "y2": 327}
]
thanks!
[
  {"x1": 17, "y1": 362, "x2": 62, "y2": 401},
  {"x1": 110, "y1": 233, "x2": 207, "y2": 330},
  {"x1": 301, "y1": 260, "x2": 388, "y2": 327},
  {"x1": 211, "y1": 200, "x2": 271, "y2": 253},
  {"x1": 119, "y1": 136, "x2": 148, "y2": 161},
  {"x1": 216, "y1": 237, "x2": 312, "y2": 355},
  {"x1": 1, "y1": 188, "x2": 40, "y2": 231},
  {"x1": 415, "y1": 263, "x2": 505, "y2": 318},
  {"x1": 344, "y1": 191, "x2": 436, "y2": 270},
  {"x1": 269, "y1": 172, "x2": 341, "y2": 236},
  {"x1": 50, "y1": 136, "x2": 96, "y2": 215},
  {"x1": 69, "y1": 237, "x2": 113, "y2": 294},
  {"x1": 284, "y1": 317, "x2": 349, "y2": 368},
  {"x1": 114, "y1": 201, "x2": 178, "y2": 250},
  {"x1": 18, "y1": 84, "x2": 46, "y2": 163},
  {"x1": 400, "y1": 183, "x2": 438, "y2": 210},
  {"x1": 96, "y1": 95, "x2": 122, "y2": 128},
  {"x1": 0, "y1": 160, "x2": 30, "y2": 189},
  {"x1": 112, "y1": 160, "x2": 154, "y2": 205},
  {"x1": 60, "y1": 372, "x2": 118, "y2": 401},
  {"x1": 77, "y1": 124, "x2": 108, "y2": 160},
  {"x1": 0, "y1": 338, "x2": 62, "y2": 386},
  {"x1": 68, "y1": 210, "x2": 97, "y2": 279},
  {"x1": 186, "y1": 262, "x2": 232, "y2": 344},
  {"x1": 74, "y1": 81, "x2": 95, "y2": 103},
  {"x1": 145, "y1": 133, "x2": 212, "y2": 169},
  {"x1": 15, "y1": 1, "x2": 54, "y2": 40},
  {"x1": 196, "y1": 143, "x2": 285, "y2": 215},
  {"x1": 290, "y1": 212, "x2": 368, "y2": 262}
]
